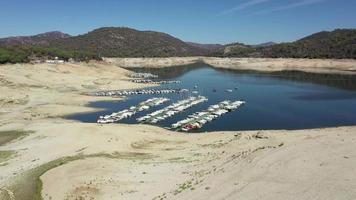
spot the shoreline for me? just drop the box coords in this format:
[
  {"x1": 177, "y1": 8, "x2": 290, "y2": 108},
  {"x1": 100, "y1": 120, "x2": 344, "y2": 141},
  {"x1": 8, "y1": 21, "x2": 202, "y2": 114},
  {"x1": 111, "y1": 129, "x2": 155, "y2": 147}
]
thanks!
[
  {"x1": 104, "y1": 57, "x2": 356, "y2": 75},
  {"x1": 1, "y1": 61, "x2": 356, "y2": 199}
]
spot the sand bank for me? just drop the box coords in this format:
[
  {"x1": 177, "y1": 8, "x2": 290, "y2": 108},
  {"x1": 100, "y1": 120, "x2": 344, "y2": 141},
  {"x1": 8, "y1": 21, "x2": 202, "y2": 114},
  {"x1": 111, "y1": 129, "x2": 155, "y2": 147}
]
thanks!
[
  {"x1": 0, "y1": 61, "x2": 355, "y2": 200},
  {"x1": 104, "y1": 57, "x2": 356, "y2": 75},
  {"x1": 104, "y1": 57, "x2": 202, "y2": 68}
]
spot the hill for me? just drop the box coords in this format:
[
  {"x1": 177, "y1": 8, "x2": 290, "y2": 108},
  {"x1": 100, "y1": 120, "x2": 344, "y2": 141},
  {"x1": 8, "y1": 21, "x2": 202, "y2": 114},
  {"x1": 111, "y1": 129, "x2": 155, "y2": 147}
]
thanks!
[
  {"x1": 0, "y1": 31, "x2": 70, "y2": 46},
  {"x1": 1, "y1": 28, "x2": 356, "y2": 64},
  {"x1": 214, "y1": 29, "x2": 356, "y2": 59},
  {"x1": 51, "y1": 27, "x2": 207, "y2": 57},
  {"x1": 186, "y1": 42, "x2": 224, "y2": 52},
  {"x1": 213, "y1": 42, "x2": 257, "y2": 57},
  {"x1": 0, "y1": 27, "x2": 208, "y2": 63},
  {"x1": 260, "y1": 29, "x2": 356, "y2": 59},
  {"x1": 252, "y1": 42, "x2": 277, "y2": 48}
]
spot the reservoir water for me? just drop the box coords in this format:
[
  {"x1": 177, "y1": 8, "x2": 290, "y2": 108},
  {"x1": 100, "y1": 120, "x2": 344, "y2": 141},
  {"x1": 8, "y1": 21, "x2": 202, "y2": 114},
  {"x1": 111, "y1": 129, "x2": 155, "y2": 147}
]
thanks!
[{"x1": 67, "y1": 64, "x2": 356, "y2": 132}]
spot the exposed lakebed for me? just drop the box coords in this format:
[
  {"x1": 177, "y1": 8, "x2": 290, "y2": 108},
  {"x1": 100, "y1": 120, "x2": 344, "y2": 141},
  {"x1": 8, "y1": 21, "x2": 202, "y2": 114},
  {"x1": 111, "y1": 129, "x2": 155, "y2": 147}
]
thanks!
[{"x1": 67, "y1": 64, "x2": 356, "y2": 132}]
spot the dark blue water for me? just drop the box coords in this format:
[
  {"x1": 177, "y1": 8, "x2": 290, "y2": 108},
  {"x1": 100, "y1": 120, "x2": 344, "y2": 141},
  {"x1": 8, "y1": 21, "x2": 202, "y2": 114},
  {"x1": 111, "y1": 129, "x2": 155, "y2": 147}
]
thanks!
[{"x1": 67, "y1": 64, "x2": 356, "y2": 132}]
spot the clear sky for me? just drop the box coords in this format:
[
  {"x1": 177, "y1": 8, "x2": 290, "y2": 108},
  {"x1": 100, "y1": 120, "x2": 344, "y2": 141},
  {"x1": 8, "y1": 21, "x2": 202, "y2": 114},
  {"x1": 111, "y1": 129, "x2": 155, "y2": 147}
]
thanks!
[{"x1": 1, "y1": 0, "x2": 355, "y2": 44}]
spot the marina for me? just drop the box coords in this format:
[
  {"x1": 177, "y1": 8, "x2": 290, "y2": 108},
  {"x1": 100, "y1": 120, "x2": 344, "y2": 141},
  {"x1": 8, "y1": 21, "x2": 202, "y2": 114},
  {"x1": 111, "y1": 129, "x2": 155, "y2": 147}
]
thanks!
[
  {"x1": 97, "y1": 97, "x2": 169, "y2": 124},
  {"x1": 90, "y1": 88, "x2": 189, "y2": 97},
  {"x1": 68, "y1": 65, "x2": 356, "y2": 132},
  {"x1": 131, "y1": 79, "x2": 181, "y2": 84},
  {"x1": 171, "y1": 100, "x2": 245, "y2": 131},
  {"x1": 137, "y1": 96, "x2": 208, "y2": 123},
  {"x1": 129, "y1": 72, "x2": 158, "y2": 79}
]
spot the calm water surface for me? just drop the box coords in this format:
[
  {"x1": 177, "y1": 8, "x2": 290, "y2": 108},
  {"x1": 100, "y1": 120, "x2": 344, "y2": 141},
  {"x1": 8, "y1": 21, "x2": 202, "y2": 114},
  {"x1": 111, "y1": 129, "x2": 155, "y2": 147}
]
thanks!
[{"x1": 67, "y1": 64, "x2": 356, "y2": 132}]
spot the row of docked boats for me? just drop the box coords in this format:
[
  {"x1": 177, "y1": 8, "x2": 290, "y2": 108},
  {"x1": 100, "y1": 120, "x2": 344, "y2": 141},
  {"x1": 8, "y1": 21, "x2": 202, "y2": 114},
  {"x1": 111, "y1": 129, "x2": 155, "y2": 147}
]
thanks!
[
  {"x1": 131, "y1": 79, "x2": 181, "y2": 84},
  {"x1": 137, "y1": 96, "x2": 208, "y2": 124},
  {"x1": 97, "y1": 97, "x2": 169, "y2": 124},
  {"x1": 171, "y1": 100, "x2": 245, "y2": 132},
  {"x1": 91, "y1": 88, "x2": 189, "y2": 97},
  {"x1": 130, "y1": 72, "x2": 158, "y2": 79}
]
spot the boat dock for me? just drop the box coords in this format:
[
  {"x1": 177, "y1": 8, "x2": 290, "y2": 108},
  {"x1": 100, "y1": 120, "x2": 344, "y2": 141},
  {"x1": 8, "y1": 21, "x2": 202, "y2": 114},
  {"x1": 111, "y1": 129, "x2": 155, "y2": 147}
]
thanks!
[
  {"x1": 137, "y1": 96, "x2": 208, "y2": 124},
  {"x1": 90, "y1": 88, "x2": 189, "y2": 97},
  {"x1": 171, "y1": 100, "x2": 245, "y2": 132},
  {"x1": 130, "y1": 72, "x2": 158, "y2": 79},
  {"x1": 131, "y1": 79, "x2": 181, "y2": 84},
  {"x1": 97, "y1": 97, "x2": 169, "y2": 124}
]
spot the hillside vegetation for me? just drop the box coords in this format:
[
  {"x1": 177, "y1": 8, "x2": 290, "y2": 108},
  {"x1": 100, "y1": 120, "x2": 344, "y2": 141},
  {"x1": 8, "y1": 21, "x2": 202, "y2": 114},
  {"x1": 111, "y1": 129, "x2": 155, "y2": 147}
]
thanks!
[
  {"x1": 0, "y1": 28, "x2": 355, "y2": 64},
  {"x1": 218, "y1": 29, "x2": 356, "y2": 59},
  {"x1": 0, "y1": 31, "x2": 89, "y2": 64},
  {"x1": 0, "y1": 27, "x2": 206, "y2": 63},
  {"x1": 0, "y1": 45, "x2": 100, "y2": 63},
  {"x1": 51, "y1": 27, "x2": 206, "y2": 57},
  {"x1": 261, "y1": 29, "x2": 356, "y2": 59},
  {"x1": 0, "y1": 31, "x2": 70, "y2": 46}
]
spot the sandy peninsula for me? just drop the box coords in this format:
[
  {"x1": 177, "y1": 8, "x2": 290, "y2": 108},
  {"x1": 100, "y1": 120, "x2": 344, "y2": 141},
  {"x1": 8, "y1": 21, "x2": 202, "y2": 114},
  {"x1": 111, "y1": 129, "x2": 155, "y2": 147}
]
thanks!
[{"x1": 0, "y1": 60, "x2": 356, "y2": 200}]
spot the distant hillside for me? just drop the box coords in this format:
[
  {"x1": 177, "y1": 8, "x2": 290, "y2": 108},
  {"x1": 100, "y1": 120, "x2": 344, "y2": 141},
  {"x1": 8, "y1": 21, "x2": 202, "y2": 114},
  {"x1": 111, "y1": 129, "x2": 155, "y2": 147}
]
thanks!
[
  {"x1": 0, "y1": 29, "x2": 98, "y2": 63},
  {"x1": 260, "y1": 29, "x2": 356, "y2": 59},
  {"x1": 1, "y1": 28, "x2": 356, "y2": 64},
  {"x1": 215, "y1": 29, "x2": 356, "y2": 59},
  {"x1": 214, "y1": 42, "x2": 257, "y2": 57},
  {"x1": 51, "y1": 27, "x2": 207, "y2": 57},
  {"x1": 0, "y1": 31, "x2": 70, "y2": 46},
  {"x1": 186, "y1": 42, "x2": 224, "y2": 52},
  {"x1": 0, "y1": 27, "x2": 208, "y2": 63},
  {"x1": 252, "y1": 42, "x2": 277, "y2": 48}
]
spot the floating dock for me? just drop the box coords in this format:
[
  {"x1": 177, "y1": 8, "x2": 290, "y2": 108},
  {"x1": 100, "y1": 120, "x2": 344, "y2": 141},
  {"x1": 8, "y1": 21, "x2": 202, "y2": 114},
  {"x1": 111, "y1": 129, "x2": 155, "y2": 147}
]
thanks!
[
  {"x1": 131, "y1": 79, "x2": 181, "y2": 84},
  {"x1": 91, "y1": 88, "x2": 189, "y2": 97},
  {"x1": 97, "y1": 97, "x2": 169, "y2": 124},
  {"x1": 130, "y1": 72, "x2": 158, "y2": 79},
  {"x1": 137, "y1": 96, "x2": 208, "y2": 124},
  {"x1": 171, "y1": 100, "x2": 245, "y2": 132}
]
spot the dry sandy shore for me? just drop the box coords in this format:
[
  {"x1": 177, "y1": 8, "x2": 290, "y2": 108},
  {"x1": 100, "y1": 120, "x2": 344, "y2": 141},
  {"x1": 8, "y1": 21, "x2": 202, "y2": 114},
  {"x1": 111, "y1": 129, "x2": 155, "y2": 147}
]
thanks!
[
  {"x1": 0, "y1": 60, "x2": 355, "y2": 200},
  {"x1": 104, "y1": 57, "x2": 356, "y2": 74}
]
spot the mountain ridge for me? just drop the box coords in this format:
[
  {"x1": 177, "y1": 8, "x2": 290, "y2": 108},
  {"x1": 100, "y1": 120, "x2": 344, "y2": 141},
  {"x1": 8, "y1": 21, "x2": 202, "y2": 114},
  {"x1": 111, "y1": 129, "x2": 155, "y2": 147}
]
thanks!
[
  {"x1": 0, "y1": 31, "x2": 71, "y2": 46},
  {"x1": 49, "y1": 27, "x2": 207, "y2": 57},
  {"x1": 216, "y1": 29, "x2": 356, "y2": 59},
  {"x1": 186, "y1": 42, "x2": 224, "y2": 52},
  {"x1": 0, "y1": 27, "x2": 355, "y2": 64}
]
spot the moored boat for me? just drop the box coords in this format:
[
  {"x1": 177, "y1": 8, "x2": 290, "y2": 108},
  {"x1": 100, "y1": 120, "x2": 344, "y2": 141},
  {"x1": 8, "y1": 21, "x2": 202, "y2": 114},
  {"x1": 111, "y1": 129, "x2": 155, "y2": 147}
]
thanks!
[{"x1": 171, "y1": 100, "x2": 245, "y2": 132}]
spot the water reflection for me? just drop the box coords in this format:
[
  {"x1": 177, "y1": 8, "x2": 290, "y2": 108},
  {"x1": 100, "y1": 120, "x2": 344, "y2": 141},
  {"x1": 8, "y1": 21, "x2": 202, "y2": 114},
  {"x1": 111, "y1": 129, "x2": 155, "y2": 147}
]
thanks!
[
  {"x1": 129, "y1": 64, "x2": 356, "y2": 91},
  {"x1": 123, "y1": 62, "x2": 206, "y2": 80}
]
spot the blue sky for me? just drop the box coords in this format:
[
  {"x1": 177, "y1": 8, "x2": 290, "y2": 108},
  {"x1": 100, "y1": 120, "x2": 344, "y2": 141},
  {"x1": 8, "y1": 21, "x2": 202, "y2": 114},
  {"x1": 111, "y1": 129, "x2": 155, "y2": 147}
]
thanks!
[{"x1": 1, "y1": 0, "x2": 355, "y2": 44}]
